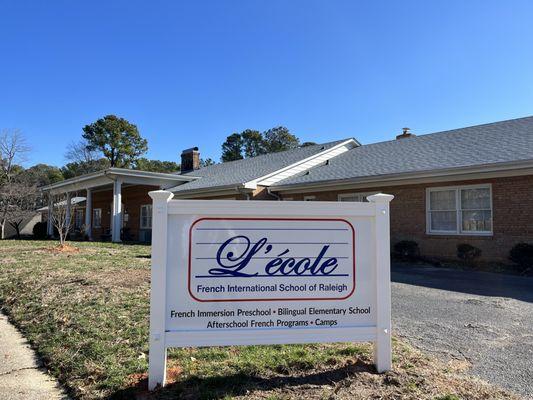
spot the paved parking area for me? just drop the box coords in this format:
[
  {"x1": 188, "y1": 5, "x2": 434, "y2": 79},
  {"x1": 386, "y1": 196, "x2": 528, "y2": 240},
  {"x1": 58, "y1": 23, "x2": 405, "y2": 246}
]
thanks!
[{"x1": 391, "y1": 264, "x2": 533, "y2": 398}]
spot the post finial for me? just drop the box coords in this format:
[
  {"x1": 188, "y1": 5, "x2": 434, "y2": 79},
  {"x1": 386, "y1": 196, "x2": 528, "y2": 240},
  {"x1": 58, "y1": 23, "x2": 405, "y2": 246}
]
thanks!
[
  {"x1": 367, "y1": 193, "x2": 394, "y2": 203},
  {"x1": 149, "y1": 190, "x2": 174, "y2": 202}
]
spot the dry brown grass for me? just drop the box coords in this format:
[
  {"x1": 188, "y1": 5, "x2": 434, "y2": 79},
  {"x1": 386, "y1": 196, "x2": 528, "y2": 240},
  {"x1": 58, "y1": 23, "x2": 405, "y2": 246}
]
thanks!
[{"x1": 0, "y1": 240, "x2": 522, "y2": 400}]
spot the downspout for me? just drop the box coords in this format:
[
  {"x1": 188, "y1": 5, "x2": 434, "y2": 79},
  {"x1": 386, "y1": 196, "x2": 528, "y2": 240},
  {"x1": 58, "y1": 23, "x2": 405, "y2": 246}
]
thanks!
[
  {"x1": 236, "y1": 186, "x2": 251, "y2": 200},
  {"x1": 267, "y1": 188, "x2": 281, "y2": 201}
]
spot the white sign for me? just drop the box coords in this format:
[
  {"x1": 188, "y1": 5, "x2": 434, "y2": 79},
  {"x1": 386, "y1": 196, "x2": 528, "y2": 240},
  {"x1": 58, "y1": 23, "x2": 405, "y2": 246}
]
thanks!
[{"x1": 148, "y1": 191, "x2": 394, "y2": 390}]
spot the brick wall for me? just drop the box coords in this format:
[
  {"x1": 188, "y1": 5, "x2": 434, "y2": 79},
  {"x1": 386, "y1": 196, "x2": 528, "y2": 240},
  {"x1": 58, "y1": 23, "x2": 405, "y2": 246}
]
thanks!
[
  {"x1": 272, "y1": 175, "x2": 533, "y2": 263},
  {"x1": 91, "y1": 185, "x2": 159, "y2": 241},
  {"x1": 62, "y1": 175, "x2": 533, "y2": 263}
]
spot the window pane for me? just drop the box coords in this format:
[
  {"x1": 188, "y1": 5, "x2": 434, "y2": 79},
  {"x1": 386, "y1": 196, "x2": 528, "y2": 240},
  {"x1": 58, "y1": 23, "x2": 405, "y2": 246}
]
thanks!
[
  {"x1": 430, "y1": 190, "x2": 456, "y2": 210},
  {"x1": 339, "y1": 195, "x2": 359, "y2": 202},
  {"x1": 430, "y1": 211, "x2": 457, "y2": 231},
  {"x1": 461, "y1": 188, "x2": 490, "y2": 210},
  {"x1": 74, "y1": 210, "x2": 83, "y2": 228},
  {"x1": 93, "y1": 209, "x2": 101, "y2": 227},
  {"x1": 462, "y1": 210, "x2": 492, "y2": 232},
  {"x1": 141, "y1": 205, "x2": 152, "y2": 229}
]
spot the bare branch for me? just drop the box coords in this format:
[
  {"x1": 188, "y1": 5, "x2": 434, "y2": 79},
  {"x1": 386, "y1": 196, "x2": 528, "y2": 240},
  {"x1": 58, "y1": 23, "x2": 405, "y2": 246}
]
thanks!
[
  {"x1": 65, "y1": 140, "x2": 101, "y2": 164},
  {"x1": 50, "y1": 193, "x2": 73, "y2": 245},
  {"x1": 0, "y1": 129, "x2": 30, "y2": 180},
  {"x1": 0, "y1": 130, "x2": 35, "y2": 239}
]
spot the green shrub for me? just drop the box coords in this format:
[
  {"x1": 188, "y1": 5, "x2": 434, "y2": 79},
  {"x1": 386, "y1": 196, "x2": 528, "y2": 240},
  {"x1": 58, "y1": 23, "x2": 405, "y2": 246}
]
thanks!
[
  {"x1": 509, "y1": 243, "x2": 533, "y2": 272},
  {"x1": 32, "y1": 221, "x2": 48, "y2": 239},
  {"x1": 457, "y1": 243, "x2": 481, "y2": 263},
  {"x1": 393, "y1": 240, "x2": 420, "y2": 261}
]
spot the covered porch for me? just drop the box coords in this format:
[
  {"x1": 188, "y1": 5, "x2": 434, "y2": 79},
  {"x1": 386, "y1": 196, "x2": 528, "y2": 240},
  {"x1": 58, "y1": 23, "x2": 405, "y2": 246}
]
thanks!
[{"x1": 40, "y1": 168, "x2": 196, "y2": 242}]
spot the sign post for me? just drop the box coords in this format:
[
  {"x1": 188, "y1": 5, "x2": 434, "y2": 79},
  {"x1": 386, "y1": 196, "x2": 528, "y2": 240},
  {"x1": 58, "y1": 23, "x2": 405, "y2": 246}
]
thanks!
[{"x1": 148, "y1": 191, "x2": 394, "y2": 390}]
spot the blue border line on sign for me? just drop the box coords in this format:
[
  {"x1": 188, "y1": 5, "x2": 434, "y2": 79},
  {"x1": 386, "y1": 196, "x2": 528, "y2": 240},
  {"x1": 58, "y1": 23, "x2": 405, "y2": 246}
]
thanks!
[{"x1": 193, "y1": 274, "x2": 350, "y2": 278}]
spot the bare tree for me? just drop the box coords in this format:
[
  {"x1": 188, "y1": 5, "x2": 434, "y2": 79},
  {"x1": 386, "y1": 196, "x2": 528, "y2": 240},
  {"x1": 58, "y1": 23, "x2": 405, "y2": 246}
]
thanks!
[
  {"x1": 65, "y1": 139, "x2": 101, "y2": 164},
  {"x1": 50, "y1": 193, "x2": 72, "y2": 246},
  {"x1": 4, "y1": 180, "x2": 38, "y2": 239},
  {"x1": 63, "y1": 139, "x2": 109, "y2": 178},
  {"x1": 0, "y1": 129, "x2": 32, "y2": 239}
]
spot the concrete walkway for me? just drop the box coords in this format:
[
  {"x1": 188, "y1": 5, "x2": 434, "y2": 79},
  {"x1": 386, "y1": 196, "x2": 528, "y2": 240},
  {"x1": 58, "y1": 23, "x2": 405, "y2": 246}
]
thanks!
[{"x1": 0, "y1": 312, "x2": 67, "y2": 400}]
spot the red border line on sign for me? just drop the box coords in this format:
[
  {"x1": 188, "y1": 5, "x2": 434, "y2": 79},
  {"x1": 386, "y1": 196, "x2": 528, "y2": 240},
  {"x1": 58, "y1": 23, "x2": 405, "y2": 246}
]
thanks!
[{"x1": 187, "y1": 217, "x2": 356, "y2": 302}]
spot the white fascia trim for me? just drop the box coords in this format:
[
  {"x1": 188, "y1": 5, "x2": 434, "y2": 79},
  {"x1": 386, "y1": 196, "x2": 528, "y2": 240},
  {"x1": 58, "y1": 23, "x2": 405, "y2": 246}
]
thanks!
[
  {"x1": 104, "y1": 168, "x2": 198, "y2": 181},
  {"x1": 243, "y1": 139, "x2": 358, "y2": 190},
  {"x1": 171, "y1": 184, "x2": 254, "y2": 199},
  {"x1": 41, "y1": 170, "x2": 107, "y2": 191},
  {"x1": 270, "y1": 159, "x2": 533, "y2": 194},
  {"x1": 40, "y1": 168, "x2": 197, "y2": 191}
]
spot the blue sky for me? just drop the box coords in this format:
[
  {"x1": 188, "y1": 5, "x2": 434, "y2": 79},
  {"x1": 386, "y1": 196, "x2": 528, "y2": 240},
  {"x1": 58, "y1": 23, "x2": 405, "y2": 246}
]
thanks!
[{"x1": 1, "y1": 1, "x2": 533, "y2": 167}]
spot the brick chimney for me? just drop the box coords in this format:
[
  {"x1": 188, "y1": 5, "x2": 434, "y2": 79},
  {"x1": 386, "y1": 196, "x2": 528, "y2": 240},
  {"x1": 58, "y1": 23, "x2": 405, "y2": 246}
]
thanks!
[
  {"x1": 180, "y1": 147, "x2": 200, "y2": 173},
  {"x1": 396, "y1": 127, "x2": 416, "y2": 140}
]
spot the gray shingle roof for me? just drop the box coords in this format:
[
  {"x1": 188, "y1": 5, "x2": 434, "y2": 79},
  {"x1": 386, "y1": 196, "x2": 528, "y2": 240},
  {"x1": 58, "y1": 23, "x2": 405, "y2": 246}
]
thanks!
[
  {"x1": 170, "y1": 139, "x2": 350, "y2": 193},
  {"x1": 272, "y1": 116, "x2": 533, "y2": 188}
]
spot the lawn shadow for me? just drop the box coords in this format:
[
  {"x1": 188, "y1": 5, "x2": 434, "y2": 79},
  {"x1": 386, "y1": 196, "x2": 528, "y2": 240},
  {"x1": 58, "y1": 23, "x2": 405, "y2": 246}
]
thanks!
[{"x1": 110, "y1": 359, "x2": 377, "y2": 400}]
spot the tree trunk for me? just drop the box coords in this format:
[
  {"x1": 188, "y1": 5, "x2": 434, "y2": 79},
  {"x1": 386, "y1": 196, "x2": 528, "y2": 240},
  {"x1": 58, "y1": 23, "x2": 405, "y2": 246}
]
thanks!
[
  {"x1": 8, "y1": 220, "x2": 22, "y2": 240},
  {"x1": 0, "y1": 220, "x2": 5, "y2": 240}
]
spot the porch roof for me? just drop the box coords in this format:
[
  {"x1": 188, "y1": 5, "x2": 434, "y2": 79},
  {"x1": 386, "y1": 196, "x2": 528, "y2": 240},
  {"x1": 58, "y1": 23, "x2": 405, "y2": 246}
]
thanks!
[
  {"x1": 37, "y1": 196, "x2": 86, "y2": 212},
  {"x1": 40, "y1": 168, "x2": 197, "y2": 194}
]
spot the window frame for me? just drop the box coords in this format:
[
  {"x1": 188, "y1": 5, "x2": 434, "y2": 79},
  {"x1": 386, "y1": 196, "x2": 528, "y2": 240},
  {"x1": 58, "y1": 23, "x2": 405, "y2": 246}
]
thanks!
[
  {"x1": 140, "y1": 204, "x2": 153, "y2": 229},
  {"x1": 338, "y1": 192, "x2": 381, "y2": 202},
  {"x1": 426, "y1": 184, "x2": 493, "y2": 236}
]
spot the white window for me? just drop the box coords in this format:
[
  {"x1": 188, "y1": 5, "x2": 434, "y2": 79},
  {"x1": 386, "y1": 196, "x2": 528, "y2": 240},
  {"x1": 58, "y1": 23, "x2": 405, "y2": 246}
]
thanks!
[
  {"x1": 427, "y1": 185, "x2": 492, "y2": 235},
  {"x1": 338, "y1": 192, "x2": 380, "y2": 202},
  {"x1": 140, "y1": 205, "x2": 153, "y2": 229},
  {"x1": 93, "y1": 209, "x2": 102, "y2": 228},
  {"x1": 303, "y1": 196, "x2": 316, "y2": 201}
]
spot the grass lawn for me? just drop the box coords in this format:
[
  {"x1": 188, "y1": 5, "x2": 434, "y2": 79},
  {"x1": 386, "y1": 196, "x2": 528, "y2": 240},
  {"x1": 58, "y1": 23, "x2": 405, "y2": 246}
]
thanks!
[{"x1": 0, "y1": 240, "x2": 519, "y2": 400}]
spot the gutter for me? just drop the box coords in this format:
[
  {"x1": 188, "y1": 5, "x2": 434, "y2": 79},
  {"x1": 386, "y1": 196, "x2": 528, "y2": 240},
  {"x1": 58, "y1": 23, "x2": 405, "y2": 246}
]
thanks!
[
  {"x1": 270, "y1": 159, "x2": 533, "y2": 192},
  {"x1": 40, "y1": 167, "x2": 198, "y2": 192},
  {"x1": 40, "y1": 170, "x2": 107, "y2": 191},
  {"x1": 171, "y1": 183, "x2": 249, "y2": 199}
]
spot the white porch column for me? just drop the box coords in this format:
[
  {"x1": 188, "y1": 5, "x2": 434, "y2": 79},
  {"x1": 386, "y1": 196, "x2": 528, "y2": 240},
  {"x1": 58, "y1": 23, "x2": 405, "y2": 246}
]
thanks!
[
  {"x1": 111, "y1": 179, "x2": 122, "y2": 243},
  {"x1": 47, "y1": 194, "x2": 54, "y2": 236},
  {"x1": 65, "y1": 192, "x2": 71, "y2": 232},
  {"x1": 85, "y1": 189, "x2": 92, "y2": 240}
]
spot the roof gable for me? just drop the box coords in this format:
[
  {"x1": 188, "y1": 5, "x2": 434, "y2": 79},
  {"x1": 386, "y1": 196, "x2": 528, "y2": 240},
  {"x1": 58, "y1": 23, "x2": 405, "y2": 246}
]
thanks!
[{"x1": 168, "y1": 139, "x2": 356, "y2": 194}]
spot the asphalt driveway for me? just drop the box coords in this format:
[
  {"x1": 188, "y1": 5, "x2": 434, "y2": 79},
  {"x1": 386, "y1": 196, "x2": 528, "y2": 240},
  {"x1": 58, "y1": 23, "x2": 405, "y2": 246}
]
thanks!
[{"x1": 391, "y1": 264, "x2": 533, "y2": 398}]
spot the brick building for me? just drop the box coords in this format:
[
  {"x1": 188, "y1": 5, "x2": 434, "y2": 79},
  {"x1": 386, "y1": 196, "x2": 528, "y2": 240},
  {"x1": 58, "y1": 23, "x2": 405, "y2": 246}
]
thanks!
[{"x1": 41, "y1": 116, "x2": 533, "y2": 263}]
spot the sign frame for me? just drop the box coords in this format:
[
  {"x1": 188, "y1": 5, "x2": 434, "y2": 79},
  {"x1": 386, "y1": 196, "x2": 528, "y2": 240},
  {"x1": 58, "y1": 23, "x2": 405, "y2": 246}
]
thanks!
[{"x1": 147, "y1": 190, "x2": 394, "y2": 390}]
